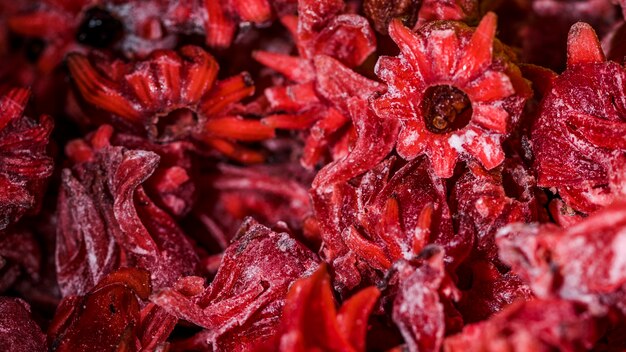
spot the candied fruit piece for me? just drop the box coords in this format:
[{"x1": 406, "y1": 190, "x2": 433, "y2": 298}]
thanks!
[{"x1": 0, "y1": 297, "x2": 46, "y2": 352}]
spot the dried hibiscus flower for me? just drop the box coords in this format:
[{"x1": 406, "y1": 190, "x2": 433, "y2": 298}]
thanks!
[
  {"x1": 48, "y1": 267, "x2": 176, "y2": 351},
  {"x1": 532, "y1": 22, "x2": 626, "y2": 214},
  {"x1": 0, "y1": 88, "x2": 54, "y2": 231},
  {"x1": 67, "y1": 46, "x2": 273, "y2": 163},
  {"x1": 153, "y1": 218, "x2": 319, "y2": 351},
  {"x1": 372, "y1": 13, "x2": 532, "y2": 177},
  {"x1": 254, "y1": 0, "x2": 380, "y2": 168},
  {"x1": 57, "y1": 125, "x2": 198, "y2": 296},
  {"x1": 0, "y1": 297, "x2": 46, "y2": 352},
  {"x1": 312, "y1": 156, "x2": 458, "y2": 295},
  {"x1": 0, "y1": 229, "x2": 40, "y2": 293}
]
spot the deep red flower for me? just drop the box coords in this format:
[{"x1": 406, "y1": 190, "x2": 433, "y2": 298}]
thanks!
[
  {"x1": 264, "y1": 264, "x2": 380, "y2": 352},
  {"x1": 312, "y1": 156, "x2": 457, "y2": 295},
  {"x1": 254, "y1": 0, "x2": 379, "y2": 168},
  {"x1": 0, "y1": 88, "x2": 54, "y2": 230},
  {"x1": 57, "y1": 125, "x2": 198, "y2": 296},
  {"x1": 497, "y1": 200, "x2": 626, "y2": 315},
  {"x1": 444, "y1": 298, "x2": 600, "y2": 351},
  {"x1": 0, "y1": 297, "x2": 46, "y2": 352},
  {"x1": 450, "y1": 159, "x2": 544, "y2": 260},
  {"x1": 67, "y1": 46, "x2": 274, "y2": 163},
  {"x1": 372, "y1": 13, "x2": 532, "y2": 178},
  {"x1": 532, "y1": 23, "x2": 626, "y2": 214},
  {"x1": 48, "y1": 267, "x2": 176, "y2": 352},
  {"x1": 153, "y1": 219, "x2": 319, "y2": 351}
]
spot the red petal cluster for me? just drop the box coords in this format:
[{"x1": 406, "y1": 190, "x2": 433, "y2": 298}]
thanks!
[{"x1": 3, "y1": 0, "x2": 626, "y2": 350}]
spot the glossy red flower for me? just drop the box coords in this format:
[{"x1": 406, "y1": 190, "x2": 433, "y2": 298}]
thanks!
[
  {"x1": 0, "y1": 88, "x2": 53, "y2": 230},
  {"x1": 498, "y1": 200, "x2": 626, "y2": 315},
  {"x1": 153, "y1": 219, "x2": 319, "y2": 351},
  {"x1": 48, "y1": 268, "x2": 176, "y2": 351},
  {"x1": 265, "y1": 264, "x2": 380, "y2": 352},
  {"x1": 444, "y1": 298, "x2": 600, "y2": 351},
  {"x1": 372, "y1": 13, "x2": 532, "y2": 177},
  {"x1": 0, "y1": 297, "x2": 46, "y2": 352},
  {"x1": 312, "y1": 156, "x2": 457, "y2": 295},
  {"x1": 57, "y1": 125, "x2": 198, "y2": 296},
  {"x1": 532, "y1": 23, "x2": 626, "y2": 214},
  {"x1": 67, "y1": 46, "x2": 274, "y2": 163}
]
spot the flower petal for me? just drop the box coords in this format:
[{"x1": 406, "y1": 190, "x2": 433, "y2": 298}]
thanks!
[
  {"x1": 464, "y1": 71, "x2": 514, "y2": 102},
  {"x1": 567, "y1": 22, "x2": 605, "y2": 67},
  {"x1": 455, "y1": 12, "x2": 497, "y2": 82}
]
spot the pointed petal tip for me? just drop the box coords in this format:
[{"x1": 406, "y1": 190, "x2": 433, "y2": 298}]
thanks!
[{"x1": 567, "y1": 22, "x2": 605, "y2": 66}]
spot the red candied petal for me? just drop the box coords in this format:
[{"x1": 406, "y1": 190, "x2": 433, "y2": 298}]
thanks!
[
  {"x1": 444, "y1": 299, "x2": 600, "y2": 351},
  {"x1": 231, "y1": 0, "x2": 272, "y2": 22},
  {"x1": 498, "y1": 201, "x2": 626, "y2": 313},
  {"x1": 138, "y1": 303, "x2": 178, "y2": 351},
  {"x1": 275, "y1": 264, "x2": 379, "y2": 351},
  {"x1": 204, "y1": 116, "x2": 275, "y2": 141},
  {"x1": 198, "y1": 72, "x2": 255, "y2": 116},
  {"x1": 455, "y1": 12, "x2": 497, "y2": 82},
  {"x1": 471, "y1": 104, "x2": 508, "y2": 133},
  {"x1": 313, "y1": 14, "x2": 377, "y2": 68},
  {"x1": 262, "y1": 82, "x2": 319, "y2": 112},
  {"x1": 48, "y1": 268, "x2": 156, "y2": 352},
  {"x1": 7, "y1": 11, "x2": 70, "y2": 39},
  {"x1": 67, "y1": 54, "x2": 142, "y2": 123},
  {"x1": 463, "y1": 132, "x2": 505, "y2": 171},
  {"x1": 426, "y1": 28, "x2": 460, "y2": 80},
  {"x1": 567, "y1": 22, "x2": 605, "y2": 67},
  {"x1": 0, "y1": 297, "x2": 46, "y2": 352},
  {"x1": 388, "y1": 19, "x2": 431, "y2": 80},
  {"x1": 57, "y1": 128, "x2": 198, "y2": 296},
  {"x1": 463, "y1": 71, "x2": 514, "y2": 103},
  {"x1": 314, "y1": 55, "x2": 384, "y2": 114},
  {"x1": 203, "y1": 0, "x2": 237, "y2": 48},
  {"x1": 153, "y1": 219, "x2": 319, "y2": 350},
  {"x1": 567, "y1": 112, "x2": 626, "y2": 149},
  {"x1": 391, "y1": 247, "x2": 451, "y2": 352},
  {"x1": 253, "y1": 51, "x2": 314, "y2": 83},
  {"x1": 312, "y1": 97, "x2": 398, "y2": 190}
]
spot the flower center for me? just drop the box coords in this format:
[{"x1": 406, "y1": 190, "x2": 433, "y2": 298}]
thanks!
[
  {"x1": 76, "y1": 7, "x2": 124, "y2": 48},
  {"x1": 154, "y1": 108, "x2": 199, "y2": 141},
  {"x1": 421, "y1": 85, "x2": 472, "y2": 134}
]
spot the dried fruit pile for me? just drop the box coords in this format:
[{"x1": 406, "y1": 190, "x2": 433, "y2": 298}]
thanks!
[{"x1": 2, "y1": 0, "x2": 626, "y2": 351}]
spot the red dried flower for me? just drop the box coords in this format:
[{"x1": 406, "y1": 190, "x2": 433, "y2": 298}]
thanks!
[
  {"x1": 444, "y1": 298, "x2": 600, "y2": 351},
  {"x1": 532, "y1": 23, "x2": 626, "y2": 214},
  {"x1": 0, "y1": 88, "x2": 53, "y2": 230},
  {"x1": 498, "y1": 200, "x2": 626, "y2": 315},
  {"x1": 48, "y1": 267, "x2": 176, "y2": 351},
  {"x1": 312, "y1": 156, "x2": 456, "y2": 294},
  {"x1": 67, "y1": 46, "x2": 274, "y2": 163},
  {"x1": 57, "y1": 125, "x2": 198, "y2": 296},
  {"x1": 267, "y1": 264, "x2": 380, "y2": 351},
  {"x1": 372, "y1": 13, "x2": 532, "y2": 177},
  {"x1": 254, "y1": 0, "x2": 379, "y2": 168},
  {"x1": 153, "y1": 219, "x2": 319, "y2": 351}
]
